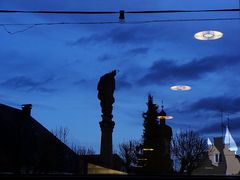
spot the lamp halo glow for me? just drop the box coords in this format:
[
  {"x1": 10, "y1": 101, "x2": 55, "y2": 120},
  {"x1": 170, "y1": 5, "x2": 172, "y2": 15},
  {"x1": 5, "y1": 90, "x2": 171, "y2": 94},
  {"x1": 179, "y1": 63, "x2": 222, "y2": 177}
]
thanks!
[
  {"x1": 157, "y1": 115, "x2": 174, "y2": 120},
  {"x1": 143, "y1": 148, "x2": 154, "y2": 151},
  {"x1": 194, "y1": 30, "x2": 223, "y2": 40},
  {"x1": 170, "y1": 85, "x2": 191, "y2": 91}
]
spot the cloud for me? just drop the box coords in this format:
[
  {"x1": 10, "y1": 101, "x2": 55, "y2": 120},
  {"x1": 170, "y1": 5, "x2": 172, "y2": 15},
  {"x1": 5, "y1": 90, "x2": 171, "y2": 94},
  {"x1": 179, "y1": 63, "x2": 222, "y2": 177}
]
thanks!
[
  {"x1": 1, "y1": 76, "x2": 38, "y2": 88},
  {"x1": 33, "y1": 103, "x2": 58, "y2": 111},
  {"x1": 69, "y1": 22, "x2": 206, "y2": 48},
  {"x1": 116, "y1": 78, "x2": 132, "y2": 90},
  {"x1": 70, "y1": 26, "x2": 170, "y2": 46},
  {"x1": 0, "y1": 76, "x2": 57, "y2": 93},
  {"x1": 97, "y1": 47, "x2": 149, "y2": 62},
  {"x1": 198, "y1": 117, "x2": 240, "y2": 134},
  {"x1": 98, "y1": 54, "x2": 115, "y2": 62},
  {"x1": 189, "y1": 96, "x2": 240, "y2": 114},
  {"x1": 125, "y1": 47, "x2": 149, "y2": 56},
  {"x1": 70, "y1": 34, "x2": 107, "y2": 46},
  {"x1": 108, "y1": 28, "x2": 149, "y2": 44},
  {"x1": 197, "y1": 122, "x2": 224, "y2": 135},
  {"x1": 74, "y1": 79, "x2": 88, "y2": 85},
  {"x1": 137, "y1": 54, "x2": 240, "y2": 85},
  {"x1": 72, "y1": 79, "x2": 93, "y2": 89}
]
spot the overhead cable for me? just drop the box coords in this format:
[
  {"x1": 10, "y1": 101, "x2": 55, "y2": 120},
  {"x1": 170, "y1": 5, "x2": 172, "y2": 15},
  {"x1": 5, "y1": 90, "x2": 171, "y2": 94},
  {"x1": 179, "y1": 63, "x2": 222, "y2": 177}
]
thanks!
[{"x1": 0, "y1": 8, "x2": 239, "y2": 15}]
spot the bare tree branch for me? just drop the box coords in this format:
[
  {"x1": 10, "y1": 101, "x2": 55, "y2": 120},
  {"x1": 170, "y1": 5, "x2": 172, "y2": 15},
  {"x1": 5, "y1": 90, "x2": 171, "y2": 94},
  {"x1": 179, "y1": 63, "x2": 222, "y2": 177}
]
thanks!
[
  {"x1": 51, "y1": 126, "x2": 69, "y2": 144},
  {"x1": 118, "y1": 140, "x2": 141, "y2": 172},
  {"x1": 171, "y1": 130, "x2": 208, "y2": 175},
  {"x1": 71, "y1": 144, "x2": 95, "y2": 155}
]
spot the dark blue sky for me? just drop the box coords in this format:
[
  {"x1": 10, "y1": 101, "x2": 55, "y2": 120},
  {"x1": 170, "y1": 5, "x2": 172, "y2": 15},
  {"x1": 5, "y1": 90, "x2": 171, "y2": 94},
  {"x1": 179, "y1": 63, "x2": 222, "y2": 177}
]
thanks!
[{"x1": 1, "y1": 0, "x2": 240, "y2": 153}]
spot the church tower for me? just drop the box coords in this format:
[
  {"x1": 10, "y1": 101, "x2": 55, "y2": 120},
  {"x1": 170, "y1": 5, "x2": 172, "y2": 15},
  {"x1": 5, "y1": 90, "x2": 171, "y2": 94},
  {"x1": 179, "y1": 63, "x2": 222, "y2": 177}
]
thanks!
[{"x1": 157, "y1": 105, "x2": 173, "y2": 174}]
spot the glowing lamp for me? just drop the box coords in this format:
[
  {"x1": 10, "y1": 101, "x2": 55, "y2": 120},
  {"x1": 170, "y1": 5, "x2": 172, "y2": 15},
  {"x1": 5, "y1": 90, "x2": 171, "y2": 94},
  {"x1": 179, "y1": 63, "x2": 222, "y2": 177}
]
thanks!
[
  {"x1": 194, "y1": 30, "x2": 223, "y2": 40},
  {"x1": 143, "y1": 148, "x2": 154, "y2": 151},
  {"x1": 138, "y1": 158, "x2": 147, "y2": 161},
  {"x1": 170, "y1": 85, "x2": 191, "y2": 91},
  {"x1": 157, "y1": 115, "x2": 174, "y2": 120},
  {"x1": 119, "y1": 10, "x2": 125, "y2": 23}
]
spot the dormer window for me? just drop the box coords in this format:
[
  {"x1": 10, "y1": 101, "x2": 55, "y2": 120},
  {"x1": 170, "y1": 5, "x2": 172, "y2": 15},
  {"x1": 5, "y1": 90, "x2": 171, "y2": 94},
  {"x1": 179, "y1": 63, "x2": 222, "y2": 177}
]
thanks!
[
  {"x1": 215, "y1": 154, "x2": 219, "y2": 163},
  {"x1": 214, "y1": 153, "x2": 222, "y2": 163}
]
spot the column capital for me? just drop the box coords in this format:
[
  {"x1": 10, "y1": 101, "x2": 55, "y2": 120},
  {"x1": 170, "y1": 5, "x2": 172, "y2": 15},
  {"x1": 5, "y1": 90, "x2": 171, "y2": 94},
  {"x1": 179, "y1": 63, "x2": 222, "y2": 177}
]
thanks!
[{"x1": 99, "y1": 121, "x2": 115, "y2": 130}]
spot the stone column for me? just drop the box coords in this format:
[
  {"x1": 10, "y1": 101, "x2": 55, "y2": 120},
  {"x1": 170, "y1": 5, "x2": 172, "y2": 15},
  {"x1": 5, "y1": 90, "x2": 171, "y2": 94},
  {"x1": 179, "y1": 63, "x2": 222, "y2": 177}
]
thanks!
[
  {"x1": 97, "y1": 70, "x2": 117, "y2": 168},
  {"x1": 99, "y1": 115, "x2": 115, "y2": 168}
]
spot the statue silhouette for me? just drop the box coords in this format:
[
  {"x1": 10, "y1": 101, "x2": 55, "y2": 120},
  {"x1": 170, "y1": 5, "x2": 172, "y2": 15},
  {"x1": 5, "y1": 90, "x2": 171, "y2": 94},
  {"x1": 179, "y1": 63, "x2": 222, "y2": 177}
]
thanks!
[
  {"x1": 97, "y1": 70, "x2": 117, "y2": 168},
  {"x1": 97, "y1": 70, "x2": 117, "y2": 119}
]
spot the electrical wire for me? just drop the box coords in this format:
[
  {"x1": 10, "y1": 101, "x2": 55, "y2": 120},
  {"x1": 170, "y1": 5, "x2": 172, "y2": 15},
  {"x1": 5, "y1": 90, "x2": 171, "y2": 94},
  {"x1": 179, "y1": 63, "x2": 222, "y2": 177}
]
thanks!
[
  {"x1": 1, "y1": 17, "x2": 240, "y2": 35},
  {"x1": 0, "y1": 9, "x2": 117, "y2": 14},
  {"x1": 1, "y1": 7, "x2": 240, "y2": 35},
  {"x1": 2, "y1": 24, "x2": 35, "y2": 35},
  {"x1": 0, "y1": 17, "x2": 240, "y2": 26},
  {"x1": 0, "y1": 8, "x2": 239, "y2": 14}
]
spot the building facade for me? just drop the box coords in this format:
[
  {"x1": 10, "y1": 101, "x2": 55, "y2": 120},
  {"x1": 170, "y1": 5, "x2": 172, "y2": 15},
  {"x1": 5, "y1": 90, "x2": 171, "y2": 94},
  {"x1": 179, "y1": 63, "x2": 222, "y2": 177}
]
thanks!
[{"x1": 193, "y1": 127, "x2": 240, "y2": 175}]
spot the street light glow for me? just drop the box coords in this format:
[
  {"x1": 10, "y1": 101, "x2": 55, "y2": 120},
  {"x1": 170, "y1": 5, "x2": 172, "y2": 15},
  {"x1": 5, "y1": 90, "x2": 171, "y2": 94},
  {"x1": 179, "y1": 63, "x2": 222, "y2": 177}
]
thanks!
[
  {"x1": 143, "y1": 148, "x2": 154, "y2": 151},
  {"x1": 157, "y1": 115, "x2": 174, "y2": 120}
]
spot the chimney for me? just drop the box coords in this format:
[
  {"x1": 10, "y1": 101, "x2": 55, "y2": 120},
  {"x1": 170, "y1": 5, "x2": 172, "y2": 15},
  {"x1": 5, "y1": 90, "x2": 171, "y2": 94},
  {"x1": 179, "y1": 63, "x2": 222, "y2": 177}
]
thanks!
[
  {"x1": 22, "y1": 104, "x2": 32, "y2": 117},
  {"x1": 213, "y1": 137, "x2": 224, "y2": 151}
]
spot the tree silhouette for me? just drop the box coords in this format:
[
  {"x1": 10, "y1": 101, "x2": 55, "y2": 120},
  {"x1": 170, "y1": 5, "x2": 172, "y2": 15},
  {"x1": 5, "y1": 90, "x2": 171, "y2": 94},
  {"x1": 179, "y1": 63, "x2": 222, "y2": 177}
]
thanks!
[
  {"x1": 71, "y1": 144, "x2": 95, "y2": 155},
  {"x1": 137, "y1": 95, "x2": 174, "y2": 174},
  {"x1": 51, "y1": 126, "x2": 69, "y2": 145},
  {"x1": 142, "y1": 95, "x2": 159, "y2": 149},
  {"x1": 171, "y1": 130, "x2": 208, "y2": 175},
  {"x1": 118, "y1": 140, "x2": 140, "y2": 173}
]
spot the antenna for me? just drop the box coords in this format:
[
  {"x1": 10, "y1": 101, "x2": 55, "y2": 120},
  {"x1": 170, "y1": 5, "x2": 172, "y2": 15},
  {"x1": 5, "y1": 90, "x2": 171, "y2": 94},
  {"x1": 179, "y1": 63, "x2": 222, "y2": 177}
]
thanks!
[
  {"x1": 227, "y1": 113, "x2": 230, "y2": 127},
  {"x1": 227, "y1": 113, "x2": 230, "y2": 145},
  {"x1": 220, "y1": 109, "x2": 224, "y2": 139}
]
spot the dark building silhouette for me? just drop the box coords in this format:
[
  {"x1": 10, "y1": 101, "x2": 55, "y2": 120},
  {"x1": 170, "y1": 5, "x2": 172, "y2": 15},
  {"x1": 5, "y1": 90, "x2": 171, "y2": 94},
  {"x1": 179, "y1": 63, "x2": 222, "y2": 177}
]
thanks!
[
  {"x1": 137, "y1": 96, "x2": 173, "y2": 175},
  {"x1": 0, "y1": 103, "x2": 80, "y2": 174},
  {"x1": 97, "y1": 70, "x2": 117, "y2": 168},
  {"x1": 156, "y1": 105, "x2": 173, "y2": 174}
]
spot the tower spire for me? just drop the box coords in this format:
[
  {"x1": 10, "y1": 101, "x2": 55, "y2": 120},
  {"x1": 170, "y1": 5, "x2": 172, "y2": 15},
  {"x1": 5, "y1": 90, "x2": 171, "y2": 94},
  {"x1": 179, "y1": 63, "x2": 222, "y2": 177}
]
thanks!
[
  {"x1": 224, "y1": 124, "x2": 238, "y2": 154},
  {"x1": 159, "y1": 100, "x2": 166, "y2": 125},
  {"x1": 227, "y1": 113, "x2": 230, "y2": 128}
]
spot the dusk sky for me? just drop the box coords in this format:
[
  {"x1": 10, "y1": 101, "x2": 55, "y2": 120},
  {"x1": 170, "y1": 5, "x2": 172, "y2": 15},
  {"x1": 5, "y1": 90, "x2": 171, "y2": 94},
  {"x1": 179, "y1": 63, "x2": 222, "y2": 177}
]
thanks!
[{"x1": 1, "y1": 0, "x2": 240, "y2": 153}]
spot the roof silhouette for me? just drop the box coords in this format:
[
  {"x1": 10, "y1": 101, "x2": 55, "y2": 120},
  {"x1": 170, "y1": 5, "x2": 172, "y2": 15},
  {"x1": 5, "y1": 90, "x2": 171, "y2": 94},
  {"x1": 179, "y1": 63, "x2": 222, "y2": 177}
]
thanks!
[{"x1": 0, "y1": 103, "x2": 79, "y2": 174}]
